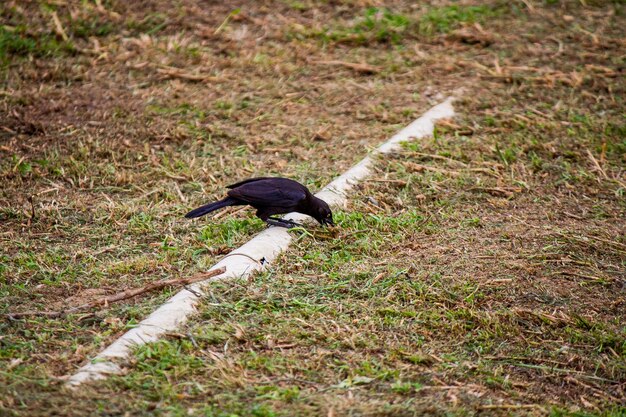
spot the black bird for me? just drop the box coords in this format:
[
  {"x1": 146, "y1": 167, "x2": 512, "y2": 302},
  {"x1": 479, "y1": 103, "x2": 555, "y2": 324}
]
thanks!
[{"x1": 185, "y1": 177, "x2": 334, "y2": 228}]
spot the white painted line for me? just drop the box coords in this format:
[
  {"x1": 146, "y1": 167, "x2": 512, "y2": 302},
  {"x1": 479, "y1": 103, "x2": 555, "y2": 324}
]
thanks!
[{"x1": 67, "y1": 97, "x2": 455, "y2": 387}]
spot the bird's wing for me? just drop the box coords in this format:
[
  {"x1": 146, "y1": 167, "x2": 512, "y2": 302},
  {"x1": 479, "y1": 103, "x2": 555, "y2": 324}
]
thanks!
[
  {"x1": 227, "y1": 181, "x2": 306, "y2": 207},
  {"x1": 226, "y1": 177, "x2": 273, "y2": 189}
]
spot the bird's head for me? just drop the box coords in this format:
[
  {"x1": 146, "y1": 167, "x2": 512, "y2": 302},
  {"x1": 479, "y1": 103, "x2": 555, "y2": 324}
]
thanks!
[{"x1": 312, "y1": 197, "x2": 334, "y2": 227}]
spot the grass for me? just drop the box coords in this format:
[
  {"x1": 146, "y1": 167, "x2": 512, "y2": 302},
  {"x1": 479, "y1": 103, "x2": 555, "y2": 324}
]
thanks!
[
  {"x1": 1, "y1": 0, "x2": 625, "y2": 415},
  {"x1": 350, "y1": 7, "x2": 411, "y2": 44},
  {"x1": 310, "y1": 7, "x2": 413, "y2": 45},
  {"x1": 98, "y1": 188, "x2": 624, "y2": 414},
  {"x1": 0, "y1": 26, "x2": 72, "y2": 64},
  {"x1": 303, "y1": 4, "x2": 500, "y2": 45},
  {"x1": 418, "y1": 5, "x2": 496, "y2": 35}
]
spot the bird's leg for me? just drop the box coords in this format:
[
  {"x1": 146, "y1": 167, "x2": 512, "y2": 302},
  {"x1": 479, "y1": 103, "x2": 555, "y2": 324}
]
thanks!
[
  {"x1": 275, "y1": 217, "x2": 303, "y2": 227},
  {"x1": 266, "y1": 217, "x2": 303, "y2": 229},
  {"x1": 265, "y1": 218, "x2": 292, "y2": 228}
]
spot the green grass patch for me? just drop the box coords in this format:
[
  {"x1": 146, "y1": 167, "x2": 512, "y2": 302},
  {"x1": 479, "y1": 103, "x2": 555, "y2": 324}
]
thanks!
[
  {"x1": 71, "y1": 17, "x2": 115, "y2": 39},
  {"x1": 0, "y1": 26, "x2": 73, "y2": 64},
  {"x1": 313, "y1": 7, "x2": 412, "y2": 45},
  {"x1": 125, "y1": 12, "x2": 169, "y2": 35},
  {"x1": 419, "y1": 5, "x2": 496, "y2": 35}
]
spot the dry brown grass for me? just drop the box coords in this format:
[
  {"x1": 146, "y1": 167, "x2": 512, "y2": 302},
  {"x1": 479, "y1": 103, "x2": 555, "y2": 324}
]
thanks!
[{"x1": 1, "y1": 0, "x2": 624, "y2": 415}]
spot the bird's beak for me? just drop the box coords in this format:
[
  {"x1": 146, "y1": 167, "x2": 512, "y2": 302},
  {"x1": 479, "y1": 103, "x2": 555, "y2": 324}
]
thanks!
[{"x1": 323, "y1": 218, "x2": 335, "y2": 227}]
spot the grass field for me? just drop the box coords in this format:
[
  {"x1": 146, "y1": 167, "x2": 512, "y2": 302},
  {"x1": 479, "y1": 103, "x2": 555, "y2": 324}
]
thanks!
[{"x1": 1, "y1": 0, "x2": 624, "y2": 416}]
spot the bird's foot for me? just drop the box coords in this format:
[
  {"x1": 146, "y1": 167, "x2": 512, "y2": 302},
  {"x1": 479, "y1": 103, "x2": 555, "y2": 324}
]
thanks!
[{"x1": 266, "y1": 217, "x2": 303, "y2": 229}]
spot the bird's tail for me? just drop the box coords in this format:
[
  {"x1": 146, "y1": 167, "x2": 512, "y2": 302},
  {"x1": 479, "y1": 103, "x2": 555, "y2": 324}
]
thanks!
[{"x1": 185, "y1": 197, "x2": 238, "y2": 219}]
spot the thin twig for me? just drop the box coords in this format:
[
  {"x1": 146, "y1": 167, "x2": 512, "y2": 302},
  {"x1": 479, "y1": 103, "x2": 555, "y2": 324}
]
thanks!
[
  {"x1": 469, "y1": 187, "x2": 521, "y2": 197},
  {"x1": 310, "y1": 60, "x2": 381, "y2": 74},
  {"x1": 479, "y1": 404, "x2": 541, "y2": 410},
  {"x1": 365, "y1": 179, "x2": 408, "y2": 185},
  {"x1": 585, "y1": 234, "x2": 626, "y2": 250},
  {"x1": 508, "y1": 362, "x2": 618, "y2": 383},
  {"x1": 557, "y1": 231, "x2": 626, "y2": 253},
  {"x1": 173, "y1": 181, "x2": 187, "y2": 203},
  {"x1": 552, "y1": 270, "x2": 612, "y2": 282},
  {"x1": 50, "y1": 11, "x2": 69, "y2": 42},
  {"x1": 156, "y1": 66, "x2": 221, "y2": 82},
  {"x1": 406, "y1": 162, "x2": 460, "y2": 177},
  {"x1": 409, "y1": 152, "x2": 468, "y2": 167},
  {"x1": 5, "y1": 267, "x2": 226, "y2": 319}
]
